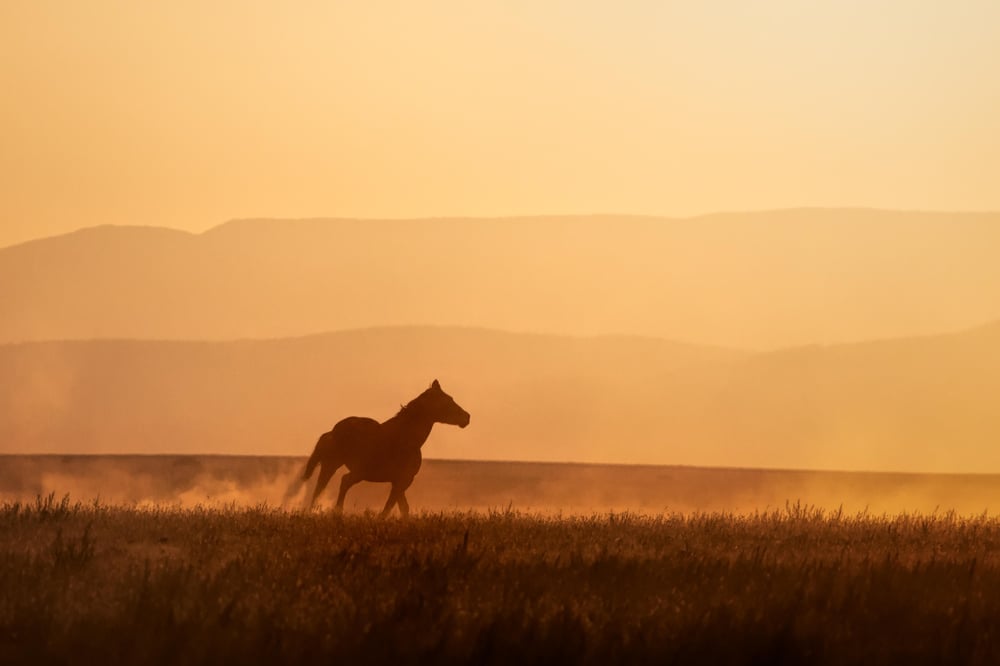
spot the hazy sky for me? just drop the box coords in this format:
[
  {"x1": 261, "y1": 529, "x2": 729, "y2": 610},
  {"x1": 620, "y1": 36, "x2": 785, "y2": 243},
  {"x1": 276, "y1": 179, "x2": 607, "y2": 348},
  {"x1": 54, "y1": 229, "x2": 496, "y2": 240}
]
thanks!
[{"x1": 2, "y1": 1, "x2": 999, "y2": 248}]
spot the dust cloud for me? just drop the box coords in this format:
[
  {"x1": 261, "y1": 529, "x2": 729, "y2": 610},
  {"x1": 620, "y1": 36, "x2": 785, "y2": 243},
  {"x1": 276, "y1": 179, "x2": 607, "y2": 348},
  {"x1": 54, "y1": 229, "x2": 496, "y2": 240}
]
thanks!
[
  {"x1": 4, "y1": 455, "x2": 1000, "y2": 516},
  {"x1": 0, "y1": 456, "x2": 305, "y2": 509}
]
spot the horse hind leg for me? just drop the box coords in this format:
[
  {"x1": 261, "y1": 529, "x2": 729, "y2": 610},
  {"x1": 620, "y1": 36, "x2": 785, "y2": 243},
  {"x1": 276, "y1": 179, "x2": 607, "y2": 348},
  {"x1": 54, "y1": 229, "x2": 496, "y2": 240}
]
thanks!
[
  {"x1": 281, "y1": 475, "x2": 305, "y2": 508},
  {"x1": 335, "y1": 472, "x2": 361, "y2": 513},
  {"x1": 309, "y1": 461, "x2": 340, "y2": 510}
]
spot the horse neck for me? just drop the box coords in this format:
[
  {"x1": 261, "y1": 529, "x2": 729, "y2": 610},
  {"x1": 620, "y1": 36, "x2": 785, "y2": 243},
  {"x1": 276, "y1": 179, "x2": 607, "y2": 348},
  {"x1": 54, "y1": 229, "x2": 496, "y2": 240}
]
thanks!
[{"x1": 384, "y1": 407, "x2": 435, "y2": 448}]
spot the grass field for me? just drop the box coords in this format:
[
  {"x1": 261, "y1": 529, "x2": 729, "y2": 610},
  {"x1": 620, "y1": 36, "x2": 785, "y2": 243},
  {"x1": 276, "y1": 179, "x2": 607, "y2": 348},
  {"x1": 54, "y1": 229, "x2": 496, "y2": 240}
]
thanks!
[{"x1": 3, "y1": 494, "x2": 1000, "y2": 665}]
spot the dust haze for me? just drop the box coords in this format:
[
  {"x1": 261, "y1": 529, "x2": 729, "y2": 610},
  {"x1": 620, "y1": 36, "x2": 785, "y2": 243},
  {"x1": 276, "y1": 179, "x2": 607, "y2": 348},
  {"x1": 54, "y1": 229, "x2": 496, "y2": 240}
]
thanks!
[{"x1": 5, "y1": 455, "x2": 1000, "y2": 516}]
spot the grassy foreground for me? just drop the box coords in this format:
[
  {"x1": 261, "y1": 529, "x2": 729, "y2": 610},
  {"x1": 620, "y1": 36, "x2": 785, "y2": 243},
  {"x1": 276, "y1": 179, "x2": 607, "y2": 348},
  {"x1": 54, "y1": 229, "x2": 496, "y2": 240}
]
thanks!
[{"x1": 2, "y1": 497, "x2": 1000, "y2": 665}]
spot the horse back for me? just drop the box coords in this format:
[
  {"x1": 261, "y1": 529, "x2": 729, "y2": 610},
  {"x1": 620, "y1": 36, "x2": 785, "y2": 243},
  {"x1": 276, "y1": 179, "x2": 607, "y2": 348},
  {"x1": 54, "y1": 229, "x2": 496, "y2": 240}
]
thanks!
[{"x1": 332, "y1": 416, "x2": 380, "y2": 437}]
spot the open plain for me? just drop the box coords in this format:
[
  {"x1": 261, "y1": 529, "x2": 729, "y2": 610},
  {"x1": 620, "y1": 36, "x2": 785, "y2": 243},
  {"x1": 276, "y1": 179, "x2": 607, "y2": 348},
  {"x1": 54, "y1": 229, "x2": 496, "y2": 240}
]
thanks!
[{"x1": 3, "y1": 456, "x2": 1000, "y2": 664}]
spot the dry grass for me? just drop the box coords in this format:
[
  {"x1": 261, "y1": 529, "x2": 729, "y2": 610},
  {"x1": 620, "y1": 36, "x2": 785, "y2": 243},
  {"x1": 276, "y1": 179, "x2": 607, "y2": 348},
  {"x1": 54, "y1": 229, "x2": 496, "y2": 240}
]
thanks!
[{"x1": 2, "y1": 495, "x2": 999, "y2": 664}]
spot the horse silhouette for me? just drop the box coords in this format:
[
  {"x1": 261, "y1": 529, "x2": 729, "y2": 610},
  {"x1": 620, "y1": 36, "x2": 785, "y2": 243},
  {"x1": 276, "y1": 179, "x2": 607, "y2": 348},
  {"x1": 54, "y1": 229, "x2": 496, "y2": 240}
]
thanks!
[{"x1": 299, "y1": 380, "x2": 470, "y2": 516}]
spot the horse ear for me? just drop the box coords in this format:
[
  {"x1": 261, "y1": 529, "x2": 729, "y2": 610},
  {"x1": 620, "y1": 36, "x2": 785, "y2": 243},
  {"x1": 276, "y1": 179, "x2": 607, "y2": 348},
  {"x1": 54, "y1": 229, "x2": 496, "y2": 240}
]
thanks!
[{"x1": 431, "y1": 379, "x2": 441, "y2": 390}]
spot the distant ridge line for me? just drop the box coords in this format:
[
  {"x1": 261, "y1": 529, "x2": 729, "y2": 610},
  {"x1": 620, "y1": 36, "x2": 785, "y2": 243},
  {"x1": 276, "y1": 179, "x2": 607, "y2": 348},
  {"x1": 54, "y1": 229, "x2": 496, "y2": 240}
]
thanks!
[
  {"x1": 6, "y1": 207, "x2": 1000, "y2": 252},
  {"x1": 2, "y1": 319, "x2": 998, "y2": 355}
]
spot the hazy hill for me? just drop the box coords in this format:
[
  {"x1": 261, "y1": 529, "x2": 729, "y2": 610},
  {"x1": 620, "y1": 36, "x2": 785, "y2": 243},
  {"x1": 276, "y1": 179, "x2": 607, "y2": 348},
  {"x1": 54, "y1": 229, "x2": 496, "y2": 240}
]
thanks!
[
  {"x1": 2, "y1": 324, "x2": 999, "y2": 472},
  {"x1": 2, "y1": 210, "x2": 1000, "y2": 348},
  {"x1": 0, "y1": 326, "x2": 742, "y2": 460}
]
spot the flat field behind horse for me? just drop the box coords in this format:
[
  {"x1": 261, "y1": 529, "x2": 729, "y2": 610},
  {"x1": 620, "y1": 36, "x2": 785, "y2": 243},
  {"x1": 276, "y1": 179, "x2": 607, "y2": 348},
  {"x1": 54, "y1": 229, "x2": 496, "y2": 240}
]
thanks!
[{"x1": 3, "y1": 499, "x2": 1000, "y2": 665}]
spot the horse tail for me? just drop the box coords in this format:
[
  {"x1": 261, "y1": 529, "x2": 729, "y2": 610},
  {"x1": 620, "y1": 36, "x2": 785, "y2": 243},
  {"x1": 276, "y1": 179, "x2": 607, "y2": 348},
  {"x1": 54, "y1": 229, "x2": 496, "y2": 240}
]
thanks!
[
  {"x1": 281, "y1": 431, "x2": 334, "y2": 507},
  {"x1": 303, "y1": 431, "x2": 332, "y2": 480}
]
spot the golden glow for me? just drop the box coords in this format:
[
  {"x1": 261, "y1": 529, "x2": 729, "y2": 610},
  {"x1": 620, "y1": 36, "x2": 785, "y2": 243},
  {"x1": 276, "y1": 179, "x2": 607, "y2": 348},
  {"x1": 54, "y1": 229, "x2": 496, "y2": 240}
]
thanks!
[
  {"x1": 2, "y1": 1, "x2": 1000, "y2": 247},
  {"x1": 3, "y1": 3, "x2": 1000, "y2": 476}
]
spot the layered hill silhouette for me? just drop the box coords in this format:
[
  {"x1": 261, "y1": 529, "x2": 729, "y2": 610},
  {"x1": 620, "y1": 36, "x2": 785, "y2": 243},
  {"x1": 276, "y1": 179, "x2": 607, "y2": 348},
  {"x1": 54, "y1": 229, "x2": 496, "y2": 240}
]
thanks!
[
  {"x1": 3, "y1": 209, "x2": 1000, "y2": 348},
  {"x1": 3, "y1": 324, "x2": 999, "y2": 472}
]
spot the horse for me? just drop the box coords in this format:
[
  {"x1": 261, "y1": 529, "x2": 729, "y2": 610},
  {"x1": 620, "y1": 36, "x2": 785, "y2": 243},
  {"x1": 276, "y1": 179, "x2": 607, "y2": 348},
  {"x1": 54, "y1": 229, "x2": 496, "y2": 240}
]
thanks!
[{"x1": 297, "y1": 380, "x2": 470, "y2": 516}]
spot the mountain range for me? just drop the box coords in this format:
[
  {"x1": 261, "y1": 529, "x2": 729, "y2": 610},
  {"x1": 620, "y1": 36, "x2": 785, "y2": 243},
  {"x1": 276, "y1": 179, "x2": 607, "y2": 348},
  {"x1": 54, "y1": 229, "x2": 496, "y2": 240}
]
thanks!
[{"x1": 3, "y1": 209, "x2": 1000, "y2": 348}]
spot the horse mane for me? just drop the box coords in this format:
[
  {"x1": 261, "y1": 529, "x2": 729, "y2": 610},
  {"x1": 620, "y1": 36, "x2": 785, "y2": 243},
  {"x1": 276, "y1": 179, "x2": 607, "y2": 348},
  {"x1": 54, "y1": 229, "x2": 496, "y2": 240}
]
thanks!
[{"x1": 394, "y1": 394, "x2": 427, "y2": 419}]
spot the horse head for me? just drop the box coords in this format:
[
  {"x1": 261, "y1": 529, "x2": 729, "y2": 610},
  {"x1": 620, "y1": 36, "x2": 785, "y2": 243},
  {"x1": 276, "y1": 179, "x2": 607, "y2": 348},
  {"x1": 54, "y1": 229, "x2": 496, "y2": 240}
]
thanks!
[{"x1": 423, "y1": 379, "x2": 470, "y2": 428}]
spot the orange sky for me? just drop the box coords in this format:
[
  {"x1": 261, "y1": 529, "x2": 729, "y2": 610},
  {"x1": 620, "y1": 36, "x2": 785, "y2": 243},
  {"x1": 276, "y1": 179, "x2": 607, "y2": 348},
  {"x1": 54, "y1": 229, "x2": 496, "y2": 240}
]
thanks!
[{"x1": 2, "y1": 1, "x2": 999, "y2": 248}]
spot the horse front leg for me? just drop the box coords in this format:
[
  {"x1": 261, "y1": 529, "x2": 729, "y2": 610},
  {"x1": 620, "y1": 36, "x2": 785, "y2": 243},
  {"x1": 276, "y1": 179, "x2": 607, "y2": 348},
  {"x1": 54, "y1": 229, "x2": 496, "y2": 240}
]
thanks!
[
  {"x1": 379, "y1": 484, "x2": 398, "y2": 518},
  {"x1": 381, "y1": 484, "x2": 412, "y2": 518},
  {"x1": 396, "y1": 492, "x2": 410, "y2": 518},
  {"x1": 380, "y1": 483, "x2": 410, "y2": 518}
]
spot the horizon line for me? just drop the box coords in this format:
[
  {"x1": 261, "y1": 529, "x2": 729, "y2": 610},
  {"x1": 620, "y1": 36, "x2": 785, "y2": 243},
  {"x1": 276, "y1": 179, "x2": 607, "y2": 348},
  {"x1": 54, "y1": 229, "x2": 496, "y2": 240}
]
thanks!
[{"x1": 4, "y1": 451, "x2": 1000, "y2": 479}]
